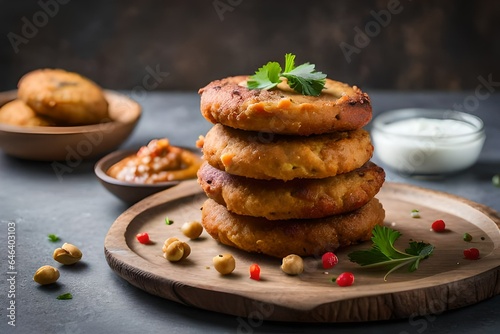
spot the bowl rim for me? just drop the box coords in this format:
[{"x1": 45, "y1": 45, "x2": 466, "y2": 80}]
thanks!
[
  {"x1": 94, "y1": 147, "x2": 201, "y2": 188},
  {"x1": 372, "y1": 108, "x2": 485, "y2": 140},
  {"x1": 0, "y1": 89, "x2": 141, "y2": 135}
]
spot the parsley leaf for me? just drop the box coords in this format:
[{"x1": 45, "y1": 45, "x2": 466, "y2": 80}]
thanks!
[
  {"x1": 48, "y1": 234, "x2": 60, "y2": 242},
  {"x1": 348, "y1": 225, "x2": 434, "y2": 281},
  {"x1": 247, "y1": 61, "x2": 282, "y2": 90},
  {"x1": 283, "y1": 53, "x2": 295, "y2": 73},
  {"x1": 56, "y1": 293, "x2": 73, "y2": 300},
  {"x1": 247, "y1": 53, "x2": 326, "y2": 96},
  {"x1": 165, "y1": 217, "x2": 173, "y2": 225}
]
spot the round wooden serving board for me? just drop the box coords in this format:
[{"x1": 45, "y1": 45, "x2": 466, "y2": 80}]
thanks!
[{"x1": 104, "y1": 180, "x2": 500, "y2": 322}]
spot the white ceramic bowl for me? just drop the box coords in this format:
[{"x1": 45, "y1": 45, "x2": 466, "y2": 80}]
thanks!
[{"x1": 371, "y1": 108, "x2": 485, "y2": 176}]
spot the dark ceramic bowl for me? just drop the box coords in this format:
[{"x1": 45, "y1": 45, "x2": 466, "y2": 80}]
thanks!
[{"x1": 94, "y1": 148, "x2": 199, "y2": 204}]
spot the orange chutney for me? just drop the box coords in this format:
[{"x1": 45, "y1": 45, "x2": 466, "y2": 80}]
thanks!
[{"x1": 107, "y1": 138, "x2": 202, "y2": 184}]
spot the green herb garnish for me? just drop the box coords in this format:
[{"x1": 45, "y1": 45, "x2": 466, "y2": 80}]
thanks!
[
  {"x1": 348, "y1": 225, "x2": 434, "y2": 281},
  {"x1": 463, "y1": 233, "x2": 473, "y2": 242},
  {"x1": 410, "y1": 209, "x2": 420, "y2": 218},
  {"x1": 492, "y1": 174, "x2": 500, "y2": 187},
  {"x1": 56, "y1": 293, "x2": 73, "y2": 300},
  {"x1": 48, "y1": 234, "x2": 60, "y2": 242},
  {"x1": 165, "y1": 217, "x2": 173, "y2": 225},
  {"x1": 247, "y1": 53, "x2": 327, "y2": 96}
]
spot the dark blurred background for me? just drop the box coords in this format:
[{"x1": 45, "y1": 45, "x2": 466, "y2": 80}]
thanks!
[{"x1": 1, "y1": 0, "x2": 499, "y2": 92}]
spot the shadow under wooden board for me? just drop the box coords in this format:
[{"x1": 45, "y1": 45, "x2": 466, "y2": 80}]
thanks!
[{"x1": 104, "y1": 179, "x2": 500, "y2": 322}]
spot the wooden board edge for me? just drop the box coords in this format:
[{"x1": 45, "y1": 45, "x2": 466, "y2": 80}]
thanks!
[
  {"x1": 104, "y1": 244, "x2": 500, "y2": 322},
  {"x1": 383, "y1": 182, "x2": 500, "y2": 228}
]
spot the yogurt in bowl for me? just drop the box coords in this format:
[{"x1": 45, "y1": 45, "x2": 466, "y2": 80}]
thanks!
[{"x1": 371, "y1": 108, "x2": 485, "y2": 176}]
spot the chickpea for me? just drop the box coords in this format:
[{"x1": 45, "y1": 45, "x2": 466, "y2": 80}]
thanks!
[
  {"x1": 181, "y1": 221, "x2": 203, "y2": 239},
  {"x1": 162, "y1": 238, "x2": 191, "y2": 262},
  {"x1": 33, "y1": 265, "x2": 60, "y2": 285},
  {"x1": 53, "y1": 243, "x2": 82, "y2": 265},
  {"x1": 164, "y1": 241, "x2": 185, "y2": 261},
  {"x1": 212, "y1": 254, "x2": 235, "y2": 275},
  {"x1": 281, "y1": 254, "x2": 304, "y2": 275},
  {"x1": 180, "y1": 242, "x2": 191, "y2": 259},
  {"x1": 162, "y1": 237, "x2": 180, "y2": 253}
]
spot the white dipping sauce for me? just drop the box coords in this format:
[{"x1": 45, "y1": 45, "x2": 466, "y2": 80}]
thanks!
[
  {"x1": 383, "y1": 118, "x2": 476, "y2": 137},
  {"x1": 372, "y1": 116, "x2": 485, "y2": 175}
]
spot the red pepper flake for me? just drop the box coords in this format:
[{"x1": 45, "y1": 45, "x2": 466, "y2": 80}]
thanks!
[
  {"x1": 321, "y1": 252, "x2": 339, "y2": 269},
  {"x1": 136, "y1": 232, "x2": 150, "y2": 244},
  {"x1": 336, "y1": 272, "x2": 355, "y2": 287},
  {"x1": 249, "y1": 263, "x2": 261, "y2": 280},
  {"x1": 463, "y1": 248, "x2": 480, "y2": 260},
  {"x1": 431, "y1": 219, "x2": 446, "y2": 232}
]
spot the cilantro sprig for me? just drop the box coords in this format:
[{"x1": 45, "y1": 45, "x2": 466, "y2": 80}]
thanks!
[
  {"x1": 56, "y1": 293, "x2": 73, "y2": 300},
  {"x1": 247, "y1": 53, "x2": 327, "y2": 96},
  {"x1": 348, "y1": 225, "x2": 434, "y2": 281},
  {"x1": 48, "y1": 234, "x2": 60, "y2": 242}
]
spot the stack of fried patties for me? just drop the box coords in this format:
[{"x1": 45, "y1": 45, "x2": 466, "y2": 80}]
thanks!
[{"x1": 197, "y1": 76, "x2": 385, "y2": 258}]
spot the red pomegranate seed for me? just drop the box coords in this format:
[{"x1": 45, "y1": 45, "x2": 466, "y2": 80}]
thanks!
[
  {"x1": 249, "y1": 263, "x2": 261, "y2": 280},
  {"x1": 336, "y1": 272, "x2": 355, "y2": 287},
  {"x1": 431, "y1": 219, "x2": 446, "y2": 232},
  {"x1": 463, "y1": 248, "x2": 480, "y2": 260},
  {"x1": 136, "y1": 232, "x2": 150, "y2": 244},
  {"x1": 321, "y1": 252, "x2": 339, "y2": 269}
]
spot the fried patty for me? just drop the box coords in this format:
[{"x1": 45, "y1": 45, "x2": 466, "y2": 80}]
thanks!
[
  {"x1": 18, "y1": 69, "x2": 109, "y2": 125},
  {"x1": 0, "y1": 99, "x2": 56, "y2": 126},
  {"x1": 201, "y1": 123, "x2": 373, "y2": 180},
  {"x1": 201, "y1": 198, "x2": 385, "y2": 258},
  {"x1": 199, "y1": 76, "x2": 371, "y2": 135},
  {"x1": 198, "y1": 161, "x2": 385, "y2": 220}
]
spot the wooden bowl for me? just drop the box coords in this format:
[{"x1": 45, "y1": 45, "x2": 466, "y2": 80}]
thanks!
[
  {"x1": 94, "y1": 149, "x2": 198, "y2": 204},
  {"x1": 0, "y1": 90, "x2": 141, "y2": 161}
]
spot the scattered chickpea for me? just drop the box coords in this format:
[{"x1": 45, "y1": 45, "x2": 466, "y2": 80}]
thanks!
[
  {"x1": 164, "y1": 241, "x2": 185, "y2": 261},
  {"x1": 162, "y1": 237, "x2": 191, "y2": 262},
  {"x1": 53, "y1": 243, "x2": 83, "y2": 265},
  {"x1": 182, "y1": 243, "x2": 191, "y2": 258},
  {"x1": 213, "y1": 254, "x2": 235, "y2": 275},
  {"x1": 162, "y1": 237, "x2": 180, "y2": 252},
  {"x1": 33, "y1": 265, "x2": 60, "y2": 285},
  {"x1": 281, "y1": 254, "x2": 304, "y2": 275},
  {"x1": 181, "y1": 221, "x2": 203, "y2": 239}
]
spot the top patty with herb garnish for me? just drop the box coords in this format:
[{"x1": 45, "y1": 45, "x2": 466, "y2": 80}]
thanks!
[{"x1": 198, "y1": 76, "x2": 372, "y2": 136}]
